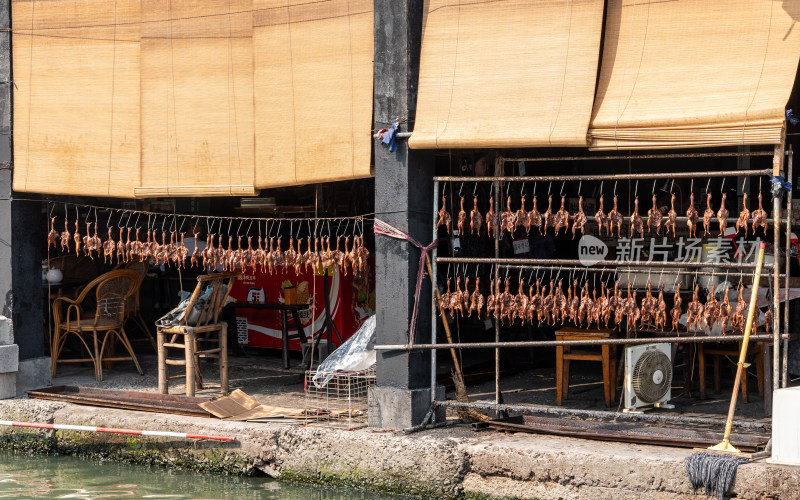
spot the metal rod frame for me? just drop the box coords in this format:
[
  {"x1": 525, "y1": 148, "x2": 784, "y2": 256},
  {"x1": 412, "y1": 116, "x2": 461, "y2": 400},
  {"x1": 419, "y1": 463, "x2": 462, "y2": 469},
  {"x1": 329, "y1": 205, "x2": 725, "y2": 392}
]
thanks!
[{"x1": 426, "y1": 153, "x2": 790, "y2": 428}]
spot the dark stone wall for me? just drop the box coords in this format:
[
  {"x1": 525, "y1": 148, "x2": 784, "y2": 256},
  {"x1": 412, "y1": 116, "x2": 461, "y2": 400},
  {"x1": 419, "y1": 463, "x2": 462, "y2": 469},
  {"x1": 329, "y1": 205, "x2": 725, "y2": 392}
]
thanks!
[
  {"x1": 0, "y1": 0, "x2": 45, "y2": 360},
  {"x1": 373, "y1": 0, "x2": 433, "y2": 391}
]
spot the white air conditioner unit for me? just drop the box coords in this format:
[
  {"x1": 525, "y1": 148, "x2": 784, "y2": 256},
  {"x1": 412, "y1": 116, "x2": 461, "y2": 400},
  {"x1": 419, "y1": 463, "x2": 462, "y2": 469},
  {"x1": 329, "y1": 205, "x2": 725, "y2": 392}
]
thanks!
[{"x1": 624, "y1": 343, "x2": 673, "y2": 411}]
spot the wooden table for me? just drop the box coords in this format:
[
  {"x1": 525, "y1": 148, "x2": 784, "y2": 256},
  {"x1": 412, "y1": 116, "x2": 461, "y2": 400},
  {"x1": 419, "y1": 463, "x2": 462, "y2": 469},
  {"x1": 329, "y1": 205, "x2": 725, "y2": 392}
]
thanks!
[
  {"x1": 231, "y1": 302, "x2": 309, "y2": 369},
  {"x1": 555, "y1": 328, "x2": 617, "y2": 407}
]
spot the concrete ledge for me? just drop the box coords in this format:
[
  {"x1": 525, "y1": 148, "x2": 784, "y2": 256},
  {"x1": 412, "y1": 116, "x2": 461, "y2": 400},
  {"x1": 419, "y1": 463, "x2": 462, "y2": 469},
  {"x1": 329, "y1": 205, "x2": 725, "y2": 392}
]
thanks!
[
  {"x1": 368, "y1": 385, "x2": 445, "y2": 429},
  {"x1": 16, "y1": 356, "x2": 51, "y2": 396},
  {"x1": 0, "y1": 344, "x2": 17, "y2": 374},
  {"x1": 0, "y1": 399, "x2": 796, "y2": 499},
  {"x1": 0, "y1": 316, "x2": 12, "y2": 345}
]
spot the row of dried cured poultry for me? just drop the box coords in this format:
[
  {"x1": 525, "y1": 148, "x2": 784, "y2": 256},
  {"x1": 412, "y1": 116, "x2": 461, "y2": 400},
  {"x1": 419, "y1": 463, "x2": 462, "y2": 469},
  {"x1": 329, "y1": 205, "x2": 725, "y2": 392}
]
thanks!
[
  {"x1": 439, "y1": 277, "x2": 771, "y2": 336},
  {"x1": 438, "y1": 191, "x2": 770, "y2": 239},
  {"x1": 47, "y1": 218, "x2": 370, "y2": 275}
]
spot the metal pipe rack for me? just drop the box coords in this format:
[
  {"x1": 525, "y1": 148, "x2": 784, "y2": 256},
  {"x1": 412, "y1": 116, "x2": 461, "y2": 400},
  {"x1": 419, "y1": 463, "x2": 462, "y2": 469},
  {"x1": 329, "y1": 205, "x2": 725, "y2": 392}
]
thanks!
[{"x1": 411, "y1": 147, "x2": 792, "y2": 425}]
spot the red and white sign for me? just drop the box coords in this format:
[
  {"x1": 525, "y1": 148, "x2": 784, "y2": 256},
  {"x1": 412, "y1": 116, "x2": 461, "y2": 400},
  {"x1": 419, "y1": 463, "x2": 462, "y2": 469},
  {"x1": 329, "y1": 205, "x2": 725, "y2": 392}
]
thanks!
[{"x1": 230, "y1": 262, "x2": 375, "y2": 351}]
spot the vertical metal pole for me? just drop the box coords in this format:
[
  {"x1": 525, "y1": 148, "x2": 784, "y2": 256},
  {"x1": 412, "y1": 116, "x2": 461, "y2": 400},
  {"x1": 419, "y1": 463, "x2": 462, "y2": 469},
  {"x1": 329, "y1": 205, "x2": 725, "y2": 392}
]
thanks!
[
  {"x1": 494, "y1": 159, "x2": 502, "y2": 405},
  {"x1": 431, "y1": 181, "x2": 439, "y2": 422},
  {"x1": 783, "y1": 146, "x2": 793, "y2": 388},
  {"x1": 772, "y1": 140, "x2": 785, "y2": 398}
]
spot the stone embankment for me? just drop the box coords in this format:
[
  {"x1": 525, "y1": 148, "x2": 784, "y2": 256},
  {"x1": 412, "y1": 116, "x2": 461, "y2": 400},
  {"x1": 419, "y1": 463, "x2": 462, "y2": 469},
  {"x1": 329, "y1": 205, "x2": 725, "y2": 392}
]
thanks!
[{"x1": 0, "y1": 399, "x2": 797, "y2": 499}]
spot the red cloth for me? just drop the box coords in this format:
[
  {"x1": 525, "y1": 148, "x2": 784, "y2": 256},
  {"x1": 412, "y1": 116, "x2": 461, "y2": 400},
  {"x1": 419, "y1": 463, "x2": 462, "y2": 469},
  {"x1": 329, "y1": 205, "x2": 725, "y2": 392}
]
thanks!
[{"x1": 374, "y1": 219, "x2": 438, "y2": 346}]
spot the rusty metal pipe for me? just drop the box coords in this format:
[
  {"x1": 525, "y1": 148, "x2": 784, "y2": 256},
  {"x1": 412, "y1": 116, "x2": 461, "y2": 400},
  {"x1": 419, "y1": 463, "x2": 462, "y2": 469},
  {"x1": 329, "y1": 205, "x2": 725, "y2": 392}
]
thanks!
[
  {"x1": 375, "y1": 334, "x2": 782, "y2": 351},
  {"x1": 784, "y1": 146, "x2": 793, "y2": 387},
  {"x1": 435, "y1": 169, "x2": 772, "y2": 183},
  {"x1": 437, "y1": 256, "x2": 769, "y2": 269},
  {"x1": 502, "y1": 152, "x2": 776, "y2": 163},
  {"x1": 436, "y1": 401, "x2": 770, "y2": 430}
]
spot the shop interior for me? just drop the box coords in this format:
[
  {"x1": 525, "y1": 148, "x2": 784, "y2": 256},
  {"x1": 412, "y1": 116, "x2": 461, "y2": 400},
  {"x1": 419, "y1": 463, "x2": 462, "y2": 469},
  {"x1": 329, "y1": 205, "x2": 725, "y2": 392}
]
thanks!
[{"x1": 39, "y1": 178, "x2": 375, "y2": 411}]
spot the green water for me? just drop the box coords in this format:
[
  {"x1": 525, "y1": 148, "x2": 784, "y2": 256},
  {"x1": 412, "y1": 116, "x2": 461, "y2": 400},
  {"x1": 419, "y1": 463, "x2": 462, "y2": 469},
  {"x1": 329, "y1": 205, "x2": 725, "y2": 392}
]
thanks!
[{"x1": 0, "y1": 450, "x2": 405, "y2": 499}]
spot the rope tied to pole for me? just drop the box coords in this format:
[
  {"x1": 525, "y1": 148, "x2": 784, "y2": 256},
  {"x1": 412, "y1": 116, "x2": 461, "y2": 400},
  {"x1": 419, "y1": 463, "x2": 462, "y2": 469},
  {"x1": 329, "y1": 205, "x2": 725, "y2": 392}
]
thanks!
[{"x1": 374, "y1": 219, "x2": 438, "y2": 347}]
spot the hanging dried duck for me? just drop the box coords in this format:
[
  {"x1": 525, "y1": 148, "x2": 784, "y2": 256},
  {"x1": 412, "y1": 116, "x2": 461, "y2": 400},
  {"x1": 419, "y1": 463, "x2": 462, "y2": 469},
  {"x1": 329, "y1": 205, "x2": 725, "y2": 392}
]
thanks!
[
  {"x1": 554, "y1": 196, "x2": 569, "y2": 236},
  {"x1": 752, "y1": 192, "x2": 768, "y2": 234},
  {"x1": 630, "y1": 197, "x2": 644, "y2": 238},
  {"x1": 60, "y1": 219, "x2": 71, "y2": 253},
  {"x1": 664, "y1": 193, "x2": 678, "y2": 238},
  {"x1": 647, "y1": 194, "x2": 662, "y2": 235},
  {"x1": 543, "y1": 195, "x2": 555, "y2": 233},
  {"x1": 702, "y1": 193, "x2": 714, "y2": 236},
  {"x1": 501, "y1": 196, "x2": 517, "y2": 235},
  {"x1": 717, "y1": 193, "x2": 729, "y2": 236},
  {"x1": 529, "y1": 196, "x2": 542, "y2": 234},
  {"x1": 485, "y1": 197, "x2": 498, "y2": 237},
  {"x1": 736, "y1": 193, "x2": 751, "y2": 236},
  {"x1": 670, "y1": 283, "x2": 682, "y2": 333},
  {"x1": 437, "y1": 195, "x2": 452, "y2": 234},
  {"x1": 686, "y1": 284, "x2": 704, "y2": 334},
  {"x1": 717, "y1": 285, "x2": 732, "y2": 332},
  {"x1": 47, "y1": 218, "x2": 59, "y2": 250},
  {"x1": 572, "y1": 196, "x2": 587, "y2": 239},
  {"x1": 457, "y1": 196, "x2": 468, "y2": 235},
  {"x1": 103, "y1": 228, "x2": 115, "y2": 264},
  {"x1": 469, "y1": 195, "x2": 483, "y2": 236},
  {"x1": 686, "y1": 193, "x2": 699, "y2": 238},
  {"x1": 655, "y1": 285, "x2": 667, "y2": 331},
  {"x1": 595, "y1": 195, "x2": 608, "y2": 237},
  {"x1": 608, "y1": 195, "x2": 623, "y2": 238},
  {"x1": 515, "y1": 195, "x2": 530, "y2": 234}
]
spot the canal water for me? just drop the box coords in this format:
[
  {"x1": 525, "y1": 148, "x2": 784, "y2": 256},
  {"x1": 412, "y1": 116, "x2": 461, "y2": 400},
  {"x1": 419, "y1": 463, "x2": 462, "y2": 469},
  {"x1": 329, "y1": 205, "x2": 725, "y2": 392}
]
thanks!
[{"x1": 0, "y1": 450, "x2": 404, "y2": 499}]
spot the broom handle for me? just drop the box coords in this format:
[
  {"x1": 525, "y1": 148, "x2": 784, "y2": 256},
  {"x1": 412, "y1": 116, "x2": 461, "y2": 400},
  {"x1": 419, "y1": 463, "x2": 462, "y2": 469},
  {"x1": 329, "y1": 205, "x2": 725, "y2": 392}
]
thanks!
[
  {"x1": 721, "y1": 242, "x2": 766, "y2": 446},
  {"x1": 425, "y1": 253, "x2": 463, "y2": 375}
]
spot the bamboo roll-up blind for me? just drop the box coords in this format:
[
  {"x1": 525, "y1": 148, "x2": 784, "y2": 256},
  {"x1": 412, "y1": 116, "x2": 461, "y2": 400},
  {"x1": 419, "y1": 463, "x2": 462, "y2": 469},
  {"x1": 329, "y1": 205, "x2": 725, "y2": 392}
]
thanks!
[
  {"x1": 136, "y1": 0, "x2": 256, "y2": 198},
  {"x1": 589, "y1": 0, "x2": 800, "y2": 150},
  {"x1": 409, "y1": 0, "x2": 605, "y2": 149},
  {"x1": 252, "y1": 0, "x2": 373, "y2": 188},
  {"x1": 12, "y1": 0, "x2": 142, "y2": 197}
]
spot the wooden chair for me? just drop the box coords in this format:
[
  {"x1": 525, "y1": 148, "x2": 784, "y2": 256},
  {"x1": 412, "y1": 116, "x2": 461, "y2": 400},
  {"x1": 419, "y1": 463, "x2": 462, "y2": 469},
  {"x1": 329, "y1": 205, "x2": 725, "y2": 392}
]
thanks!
[
  {"x1": 51, "y1": 269, "x2": 143, "y2": 381},
  {"x1": 122, "y1": 260, "x2": 156, "y2": 351},
  {"x1": 555, "y1": 328, "x2": 617, "y2": 407},
  {"x1": 698, "y1": 341, "x2": 764, "y2": 403},
  {"x1": 157, "y1": 272, "x2": 240, "y2": 397}
]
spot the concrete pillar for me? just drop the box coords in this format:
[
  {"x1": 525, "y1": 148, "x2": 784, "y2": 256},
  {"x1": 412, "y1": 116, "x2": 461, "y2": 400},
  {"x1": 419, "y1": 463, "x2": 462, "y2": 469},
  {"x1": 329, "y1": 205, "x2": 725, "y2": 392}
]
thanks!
[
  {"x1": 370, "y1": 0, "x2": 443, "y2": 429},
  {"x1": 0, "y1": 0, "x2": 48, "y2": 395}
]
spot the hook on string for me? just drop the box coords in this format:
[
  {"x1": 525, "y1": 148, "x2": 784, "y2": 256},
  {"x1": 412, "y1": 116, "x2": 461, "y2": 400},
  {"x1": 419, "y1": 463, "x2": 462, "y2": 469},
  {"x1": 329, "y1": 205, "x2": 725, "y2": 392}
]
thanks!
[
  {"x1": 705, "y1": 177, "x2": 711, "y2": 194},
  {"x1": 560, "y1": 181, "x2": 566, "y2": 197}
]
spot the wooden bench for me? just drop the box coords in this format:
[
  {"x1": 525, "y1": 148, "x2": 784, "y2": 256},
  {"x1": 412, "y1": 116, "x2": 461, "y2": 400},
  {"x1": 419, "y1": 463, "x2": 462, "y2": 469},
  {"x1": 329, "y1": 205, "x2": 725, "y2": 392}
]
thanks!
[{"x1": 555, "y1": 328, "x2": 617, "y2": 407}]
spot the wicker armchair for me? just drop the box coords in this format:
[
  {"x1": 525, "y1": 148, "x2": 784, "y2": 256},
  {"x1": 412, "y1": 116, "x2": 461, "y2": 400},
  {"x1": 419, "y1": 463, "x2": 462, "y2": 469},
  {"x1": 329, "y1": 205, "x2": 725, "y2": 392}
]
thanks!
[
  {"x1": 51, "y1": 269, "x2": 143, "y2": 381},
  {"x1": 157, "y1": 272, "x2": 239, "y2": 396}
]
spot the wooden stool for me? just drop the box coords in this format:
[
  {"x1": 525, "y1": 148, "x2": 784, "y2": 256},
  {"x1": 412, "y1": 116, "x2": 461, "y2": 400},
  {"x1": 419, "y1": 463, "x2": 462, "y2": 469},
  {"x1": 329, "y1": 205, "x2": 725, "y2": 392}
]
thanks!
[
  {"x1": 555, "y1": 328, "x2": 616, "y2": 407},
  {"x1": 698, "y1": 341, "x2": 764, "y2": 403}
]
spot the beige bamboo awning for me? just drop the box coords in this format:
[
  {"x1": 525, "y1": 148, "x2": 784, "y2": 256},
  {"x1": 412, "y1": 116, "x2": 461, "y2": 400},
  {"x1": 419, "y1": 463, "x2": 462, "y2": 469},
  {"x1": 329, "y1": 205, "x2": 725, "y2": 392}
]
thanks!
[
  {"x1": 136, "y1": 0, "x2": 257, "y2": 198},
  {"x1": 12, "y1": 0, "x2": 373, "y2": 198},
  {"x1": 589, "y1": 0, "x2": 800, "y2": 150},
  {"x1": 12, "y1": 0, "x2": 142, "y2": 198},
  {"x1": 409, "y1": 0, "x2": 605, "y2": 149},
  {"x1": 252, "y1": 0, "x2": 374, "y2": 189}
]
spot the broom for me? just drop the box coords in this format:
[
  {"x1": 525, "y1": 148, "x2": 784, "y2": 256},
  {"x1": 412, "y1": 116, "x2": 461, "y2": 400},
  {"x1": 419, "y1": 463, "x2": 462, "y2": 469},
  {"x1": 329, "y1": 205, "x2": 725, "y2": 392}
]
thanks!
[{"x1": 684, "y1": 242, "x2": 766, "y2": 500}]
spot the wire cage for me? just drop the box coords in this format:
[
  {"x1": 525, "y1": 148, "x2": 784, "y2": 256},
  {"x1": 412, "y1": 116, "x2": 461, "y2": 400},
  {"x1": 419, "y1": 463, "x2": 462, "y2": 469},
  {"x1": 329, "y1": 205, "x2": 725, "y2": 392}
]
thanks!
[{"x1": 304, "y1": 366, "x2": 375, "y2": 429}]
